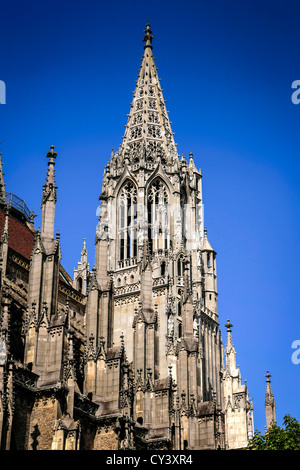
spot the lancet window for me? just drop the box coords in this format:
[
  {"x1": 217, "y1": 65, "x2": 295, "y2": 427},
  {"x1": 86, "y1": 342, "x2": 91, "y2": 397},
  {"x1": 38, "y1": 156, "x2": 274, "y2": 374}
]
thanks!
[
  {"x1": 147, "y1": 178, "x2": 169, "y2": 254},
  {"x1": 180, "y1": 189, "x2": 187, "y2": 244},
  {"x1": 118, "y1": 181, "x2": 138, "y2": 262}
]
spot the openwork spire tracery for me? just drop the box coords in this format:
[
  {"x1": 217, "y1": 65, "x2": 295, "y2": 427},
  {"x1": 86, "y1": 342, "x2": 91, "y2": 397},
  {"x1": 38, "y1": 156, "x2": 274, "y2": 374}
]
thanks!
[{"x1": 116, "y1": 24, "x2": 178, "y2": 165}]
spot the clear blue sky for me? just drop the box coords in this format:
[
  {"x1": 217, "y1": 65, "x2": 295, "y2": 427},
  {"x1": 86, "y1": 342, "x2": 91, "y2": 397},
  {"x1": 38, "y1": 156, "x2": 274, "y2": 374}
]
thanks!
[{"x1": 1, "y1": 0, "x2": 300, "y2": 435}]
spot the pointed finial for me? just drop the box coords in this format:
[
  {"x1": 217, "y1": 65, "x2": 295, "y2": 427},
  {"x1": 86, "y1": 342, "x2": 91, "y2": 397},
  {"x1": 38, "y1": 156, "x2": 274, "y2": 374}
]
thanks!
[
  {"x1": 143, "y1": 23, "x2": 154, "y2": 49},
  {"x1": 265, "y1": 370, "x2": 271, "y2": 383},
  {"x1": 225, "y1": 319, "x2": 233, "y2": 333},
  {"x1": 48, "y1": 145, "x2": 56, "y2": 155},
  {"x1": 46, "y1": 145, "x2": 57, "y2": 164}
]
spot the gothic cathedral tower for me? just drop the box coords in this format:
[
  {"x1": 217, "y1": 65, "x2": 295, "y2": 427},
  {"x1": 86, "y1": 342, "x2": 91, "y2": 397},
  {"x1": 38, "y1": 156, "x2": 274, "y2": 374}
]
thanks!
[
  {"x1": 83, "y1": 24, "x2": 254, "y2": 450},
  {"x1": 0, "y1": 24, "x2": 254, "y2": 451}
]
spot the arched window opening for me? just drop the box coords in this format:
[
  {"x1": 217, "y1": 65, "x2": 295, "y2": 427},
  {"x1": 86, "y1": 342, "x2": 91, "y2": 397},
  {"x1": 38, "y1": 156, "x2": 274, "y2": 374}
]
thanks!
[
  {"x1": 177, "y1": 258, "x2": 183, "y2": 277},
  {"x1": 180, "y1": 189, "x2": 187, "y2": 244},
  {"x1": 207, "y1": 253, "x2": 211, "y2": 268},
  {"x1": 178, "y1": 321, "x2": 182, "y2": 338},
  {"x1": 77, "y1": 277, "x2": 83, "y2": 293},
  {"x1": 119, "y1": 181, "x2": 137, "y2": 263},
  {"x1": 147, "y1": 179, "x2": 169, "y2": 254},
  {"x1": 178, "y1": 301, "x2": 182, "y2": 317}
]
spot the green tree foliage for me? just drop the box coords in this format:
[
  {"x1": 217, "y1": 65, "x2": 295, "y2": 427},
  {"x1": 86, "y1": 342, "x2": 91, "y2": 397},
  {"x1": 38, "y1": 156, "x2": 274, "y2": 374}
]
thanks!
[{"x1": 246, "y1": 415, "x2": 300, "y2": 450}]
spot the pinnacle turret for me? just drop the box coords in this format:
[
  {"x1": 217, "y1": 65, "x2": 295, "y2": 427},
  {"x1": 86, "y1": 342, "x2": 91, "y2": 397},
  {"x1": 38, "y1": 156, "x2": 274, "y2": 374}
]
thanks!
[
  {"x1": 265, "y1": 370, "x2": 276, "y2": 430},
  {"x1": 41, "y1": 146, "x2": 58, "y2": 239},
  {"x1": 42, "y1": 145, "x2": 57, "y2": 203},
  {"x1": 81, "y1": 237, "x2": 87, "y2": 262},
  {"x1": 73, "y1": 237, "x2": 89, "y2": 294},
  {"x1": 0, "y1": 145, "x2": 6, "y2": 204},
  {"x1": 224, "y1": 319, "x2": 237, "y2": 374},
  {"x1": 202, "y1": 227, "x2": 214, "y2": 252}
]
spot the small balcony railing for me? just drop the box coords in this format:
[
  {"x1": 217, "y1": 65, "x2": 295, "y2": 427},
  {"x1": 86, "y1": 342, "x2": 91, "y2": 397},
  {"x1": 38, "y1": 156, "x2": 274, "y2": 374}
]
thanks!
[
  {"x1": 5, "y1": 192, "x2": 31, "y2": 221},
  {"x1": 117, "y1": 257, "x2": 137, "y2": 269}
]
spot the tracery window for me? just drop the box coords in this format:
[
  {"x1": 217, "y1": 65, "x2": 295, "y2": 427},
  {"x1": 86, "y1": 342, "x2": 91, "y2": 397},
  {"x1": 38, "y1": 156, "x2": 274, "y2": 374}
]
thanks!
[
  {"x1": 148, "y1": 125, "x2": 161, "y2": 138},
  {"x1": 132, "y1": 112, "x2": 142, "y2": 125},
  {"x1": 130, "y1": 126, "x2": 142, "y2": 140},
  {"x1": 148, "y1": 86, "x2": 155, "y2": 97},
  {"x1": 180, "y1": 189, "x2": 187, "y2": 243},
  {"x1": 148, "y1": 111, "x2": 159, "y2": 123},
  {"x1": 147, "y1": 179, "x2": 169, "y2": 254},
  {"x1": 119, "y1": 181, "x2": 138, "y2": 262},
  {"x1": 148, "y1": 98, "x2": 157, "y2": 110},
  {"x1": 135, "y1": 99, "x2": 143, "y2": 110}
]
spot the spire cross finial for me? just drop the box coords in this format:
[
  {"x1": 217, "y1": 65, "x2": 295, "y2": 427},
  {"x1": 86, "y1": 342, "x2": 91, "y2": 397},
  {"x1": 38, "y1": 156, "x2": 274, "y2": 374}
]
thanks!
[
  {"x1": 143, "y1": 23, "x2": 153, "y2": 49},
  {"x1": 47, "y1": 145, "x2": 57, "y2": 164},
  {"x1": 265, "y1": 370, "x2": 271, "y2": 383},
  {"x1": 225, "y1": 319, "x2": 233, "y2": 333}
]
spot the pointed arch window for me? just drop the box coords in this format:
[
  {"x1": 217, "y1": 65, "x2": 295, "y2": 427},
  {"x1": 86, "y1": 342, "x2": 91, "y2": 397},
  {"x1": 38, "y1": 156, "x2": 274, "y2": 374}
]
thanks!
[
  {"x1": 180, "y1": 188, "x2": 187, "y2": 244},
  {"x1": 77, "y1": 277, "x2": 83, "y2": 293},
  {"x1": 207, "y1": 253, "x2": 211, "y2": 268},
  {"x1": 178, "y1": 300, "x2": 182, "y2": 317},
  {"x1": 147, "y1": 179, "x2": 169, "y2": 254},
  {"x1": 177, "y1": 258, "x2": 182, "y2": 276},
  {"x1": 178, "y1": 321, "x2": 182, "y2": 339},
  {"x1": 118, "y1": 181, "x2": 137, "y2": 263}
]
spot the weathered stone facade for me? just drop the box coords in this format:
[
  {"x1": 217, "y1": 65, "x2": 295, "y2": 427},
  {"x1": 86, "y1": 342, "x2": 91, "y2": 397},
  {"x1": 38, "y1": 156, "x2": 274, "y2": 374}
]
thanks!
[{"x1": 0, "y1": 24, "x2": 256, "y2": 450}]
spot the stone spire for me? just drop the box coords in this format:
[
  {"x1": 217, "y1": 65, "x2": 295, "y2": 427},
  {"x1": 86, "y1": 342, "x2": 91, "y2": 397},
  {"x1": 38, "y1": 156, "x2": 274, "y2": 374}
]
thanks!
[
  {"x1": 223, "y1": 320, "x2": 254, "y2": 447},
  {"x1": 73, "y1": 237, "x2": 89, "y2": 294},
  {"x1": 0, "y1": 145, "x2": 6, "y2": 204},
  {"x1": 41, "y1": 146, "x2": 57, "y2": 239},
  {"x1": 265, "y1": 370, "x2": 276, "y2": 430},
  {"x1": 224, "y1": 320, "x2": 237, "y2": 375},
  {"x1": 0, "y1": 206, "x2": 9, "y2": 280},
  {"x1": 81, "y1": 237, "x2": 87, "y2": 262},
  {"x1": 202, "y1": 227, "x2": 214, "y2": 251},
  {"x1": 118, "y1": 24, "x2": 178, "y2": 164}
]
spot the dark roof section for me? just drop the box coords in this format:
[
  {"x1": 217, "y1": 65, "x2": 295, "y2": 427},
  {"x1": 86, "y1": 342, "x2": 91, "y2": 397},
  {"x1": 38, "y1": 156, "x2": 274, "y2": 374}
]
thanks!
[
  {"x1": 0, "y1": 207, "x2": 76, "y2": 292},
  {"x1": 0, "y1": 206, "x2": 35, "y2": 259}
]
